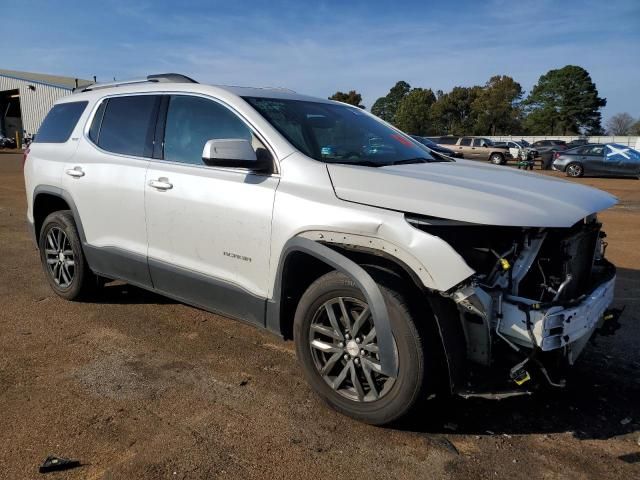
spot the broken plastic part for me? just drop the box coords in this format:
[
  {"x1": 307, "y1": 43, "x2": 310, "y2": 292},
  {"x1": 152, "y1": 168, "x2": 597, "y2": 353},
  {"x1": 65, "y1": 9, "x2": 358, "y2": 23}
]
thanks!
[{"x1": 511, "y1": 368, "x2": 531, "y2": 386}]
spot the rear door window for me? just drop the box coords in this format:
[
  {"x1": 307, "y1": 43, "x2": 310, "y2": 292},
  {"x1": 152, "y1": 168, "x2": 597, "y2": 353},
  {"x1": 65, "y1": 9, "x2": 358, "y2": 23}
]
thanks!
[
  {"x1": 96, "y1": 95, "x2": 159, "y2": 157},
  {"x1": 460, "y1": 138, "x2": 472, "y2": 146},
  {"x1": 35, "y1": 101, "x2": 88, "y2": 143}
]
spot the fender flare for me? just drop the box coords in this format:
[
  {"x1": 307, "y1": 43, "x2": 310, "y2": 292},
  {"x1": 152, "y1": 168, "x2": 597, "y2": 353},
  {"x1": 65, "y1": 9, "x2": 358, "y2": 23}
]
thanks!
[
  {"x1": 33, "y1": 185, "x2": 87, "y2": 243},
  {"x1": 267, "y1": 236, "x2": 398, "y2": 377}
]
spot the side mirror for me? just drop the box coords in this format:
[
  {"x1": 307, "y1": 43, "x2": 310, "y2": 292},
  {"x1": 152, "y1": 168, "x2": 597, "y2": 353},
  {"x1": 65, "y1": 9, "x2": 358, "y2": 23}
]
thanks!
[{"x1": 202, "y1": 139, "x2": 271, "y2": 172}]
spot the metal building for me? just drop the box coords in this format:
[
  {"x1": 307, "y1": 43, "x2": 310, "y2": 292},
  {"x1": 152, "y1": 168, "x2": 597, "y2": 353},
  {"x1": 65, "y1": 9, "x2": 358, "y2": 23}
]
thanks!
[{"x1": 0, "y1": 69, "x2": 92, "y2": 145}]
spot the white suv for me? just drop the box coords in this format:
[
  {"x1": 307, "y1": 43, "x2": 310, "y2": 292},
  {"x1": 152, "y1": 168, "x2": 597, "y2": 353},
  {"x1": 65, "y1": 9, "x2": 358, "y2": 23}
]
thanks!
[{"x1": 25, "y1": 74, "x2": 619, "y2": 424}]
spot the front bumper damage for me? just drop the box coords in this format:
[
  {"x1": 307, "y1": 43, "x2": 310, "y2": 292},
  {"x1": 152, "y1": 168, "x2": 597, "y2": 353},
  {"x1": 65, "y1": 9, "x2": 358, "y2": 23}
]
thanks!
[
  {"x1": 499, "y1": 276, "x2": 615, "y2": 361},
  {"x1": 422, "y1": 218, "x2": 621, "y2": 395},
  {"x1": 449, "y1": 269, "x2": 617, "y2": 395}
]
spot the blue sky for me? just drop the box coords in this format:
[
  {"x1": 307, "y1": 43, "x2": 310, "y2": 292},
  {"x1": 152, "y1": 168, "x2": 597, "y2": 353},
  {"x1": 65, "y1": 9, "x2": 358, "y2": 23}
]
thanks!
[{"x1": 5, "y1": 0, "x2": 639, "y2": 121}]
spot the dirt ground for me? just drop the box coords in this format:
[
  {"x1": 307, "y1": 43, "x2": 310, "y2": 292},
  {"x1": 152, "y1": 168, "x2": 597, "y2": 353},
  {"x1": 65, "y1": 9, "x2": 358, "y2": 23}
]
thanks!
[{"x1": 0, "y1": 152, "x2": 638, "y2": 479}]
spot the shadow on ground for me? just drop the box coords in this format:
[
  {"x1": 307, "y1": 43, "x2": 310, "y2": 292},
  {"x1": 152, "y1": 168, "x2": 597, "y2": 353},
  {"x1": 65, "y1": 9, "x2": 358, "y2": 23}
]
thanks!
[{"x1": 86, "y1": 282, "x2": 177, "y2": 305}]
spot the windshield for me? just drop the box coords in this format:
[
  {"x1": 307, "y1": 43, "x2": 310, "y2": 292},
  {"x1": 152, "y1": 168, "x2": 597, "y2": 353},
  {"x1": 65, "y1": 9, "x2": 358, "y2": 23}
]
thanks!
[{"x1": 243, "y1": 97, "x2": 439, "y2": 166}]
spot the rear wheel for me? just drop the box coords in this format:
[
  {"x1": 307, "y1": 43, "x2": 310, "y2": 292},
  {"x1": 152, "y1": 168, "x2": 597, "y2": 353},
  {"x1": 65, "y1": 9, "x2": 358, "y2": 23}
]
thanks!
[
  {"x1": 490, "y1": 153, "x2": 505, "y2": 165},
  {"x1": 293, "y1": 271, "x2": 433, "y2": 425},
  {"x1": 39, "y1": 210, "x2": 98, "y2": 300},
  {"x1": 565, "y1": 162, "x2": 584, "y2": 177}
]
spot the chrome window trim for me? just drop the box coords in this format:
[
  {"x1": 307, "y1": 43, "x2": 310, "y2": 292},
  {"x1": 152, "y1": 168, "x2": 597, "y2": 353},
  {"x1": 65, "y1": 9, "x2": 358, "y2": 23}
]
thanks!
[{"x1": 82, "y1": 91, "x2": 280, "y2": 175}]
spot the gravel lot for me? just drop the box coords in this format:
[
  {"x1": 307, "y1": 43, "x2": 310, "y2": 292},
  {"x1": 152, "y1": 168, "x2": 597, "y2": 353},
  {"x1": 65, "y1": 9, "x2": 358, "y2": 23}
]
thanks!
[{"x1": 0, "y1": 152, "x2": 638, "y2": 479}]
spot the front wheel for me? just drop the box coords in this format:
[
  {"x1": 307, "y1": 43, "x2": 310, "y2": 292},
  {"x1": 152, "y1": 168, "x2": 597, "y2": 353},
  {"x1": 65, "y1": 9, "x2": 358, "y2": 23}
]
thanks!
[
  {"x1": 565, "y1": 162, "x2": 584, "y2": 177},
  {"x1": 490, "y1": 153, "x2": 505, "y2": 165},
  {"x1": 293, "y1": 271, "x2": 432, "y2": 425}
]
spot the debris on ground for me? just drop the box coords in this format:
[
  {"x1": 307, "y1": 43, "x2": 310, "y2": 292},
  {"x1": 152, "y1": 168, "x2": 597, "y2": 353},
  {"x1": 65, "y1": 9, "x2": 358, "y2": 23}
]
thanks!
[{"x1": 39, "y1": 456, "x2": 81, "y2": 473}]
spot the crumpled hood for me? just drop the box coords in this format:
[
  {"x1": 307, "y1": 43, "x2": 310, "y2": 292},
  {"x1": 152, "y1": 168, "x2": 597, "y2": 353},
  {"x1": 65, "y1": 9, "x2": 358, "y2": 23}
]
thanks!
[{"x1": 327, "y1": 160, "x2": 618, "y2": 227}]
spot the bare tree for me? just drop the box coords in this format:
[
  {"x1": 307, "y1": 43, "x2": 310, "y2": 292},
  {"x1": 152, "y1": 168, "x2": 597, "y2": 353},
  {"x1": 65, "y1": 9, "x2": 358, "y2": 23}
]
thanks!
[{"x1": 605, "y1": 112, "x2": 635, "y2": 135}]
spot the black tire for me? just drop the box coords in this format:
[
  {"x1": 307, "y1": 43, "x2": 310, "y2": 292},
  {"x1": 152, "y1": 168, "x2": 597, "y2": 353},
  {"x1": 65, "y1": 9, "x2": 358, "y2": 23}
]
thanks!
[
  {"x1": 565, "y1": 162, "x2": 584, "y2": 178},
  {"x1": 38, "y1": 210, "x2": 98, "y2": 300},
  {"x1": 293, "y1": 270, "x2": 433, "y2": 425},
  {"x1": 489, "y1": 153, "x2": 505, "y2": 165}
]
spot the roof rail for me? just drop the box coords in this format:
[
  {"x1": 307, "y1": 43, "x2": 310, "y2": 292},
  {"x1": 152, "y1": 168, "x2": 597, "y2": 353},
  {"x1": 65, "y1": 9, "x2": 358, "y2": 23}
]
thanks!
[
  {"x1": 75, "y1": 72, "x2": 198, "y2": 93},
  {"x1": 147, "y1": 73, "x2": 198, "y2": 83}
]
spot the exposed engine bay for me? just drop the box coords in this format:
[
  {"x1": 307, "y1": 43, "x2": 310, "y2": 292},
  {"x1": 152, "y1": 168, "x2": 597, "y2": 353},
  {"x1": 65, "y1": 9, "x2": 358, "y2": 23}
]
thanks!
[{"x1": 407, "y1": 214, "x2": 619, "y2": 393}]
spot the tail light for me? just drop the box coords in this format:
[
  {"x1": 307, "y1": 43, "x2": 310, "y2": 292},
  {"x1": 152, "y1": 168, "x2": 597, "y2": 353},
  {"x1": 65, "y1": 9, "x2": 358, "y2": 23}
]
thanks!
[{"x1": 23, "y1": 147, "x2": 30, "y2": 168}]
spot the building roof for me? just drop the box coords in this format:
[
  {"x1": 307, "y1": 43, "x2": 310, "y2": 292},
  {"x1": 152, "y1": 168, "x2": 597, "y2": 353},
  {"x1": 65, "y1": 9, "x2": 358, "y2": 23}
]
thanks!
[{"x1": 0, "y1": 68, "x2": 93, "y2": 90}]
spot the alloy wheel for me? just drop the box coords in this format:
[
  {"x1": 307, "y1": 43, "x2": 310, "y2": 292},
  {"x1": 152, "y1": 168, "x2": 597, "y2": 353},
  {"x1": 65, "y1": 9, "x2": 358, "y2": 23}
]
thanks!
[
  {"x1": 45, "y1": 227, "x2": 75, "y2": 288},
  {"x1": 309, "y1": 296, "x2": 395, "y2": 402},
  {"x1": 567, "y1": 163, "x2": 583, "y2": 177}
]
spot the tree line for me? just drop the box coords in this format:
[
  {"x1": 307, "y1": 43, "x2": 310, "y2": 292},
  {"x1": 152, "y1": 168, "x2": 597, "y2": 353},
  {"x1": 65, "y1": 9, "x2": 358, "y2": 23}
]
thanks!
[{"x1": 329, "y1": 65, "x2": 637, "y2": 137}]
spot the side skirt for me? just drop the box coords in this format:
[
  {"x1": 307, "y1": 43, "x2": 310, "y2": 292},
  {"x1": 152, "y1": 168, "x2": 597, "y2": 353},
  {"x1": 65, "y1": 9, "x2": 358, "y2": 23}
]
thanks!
[
  {"x1": 83, "y1": 244, "x2": 266, "y2": 328},
  {"x1": 148, "y1": 258, "x2": 266, "y2": 327}
]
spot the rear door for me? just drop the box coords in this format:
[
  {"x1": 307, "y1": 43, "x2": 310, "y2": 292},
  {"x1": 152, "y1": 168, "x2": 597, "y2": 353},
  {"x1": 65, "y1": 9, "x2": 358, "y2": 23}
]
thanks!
[
  {"x1": 458, "y1": 137, "x2": 474, "y2": 158},
  {"x1": 63, "y1": 94, "x2": 160, "y2": 287},
  {"x1": 144, "y1": 94, "x2": 279, "y2": 325}
]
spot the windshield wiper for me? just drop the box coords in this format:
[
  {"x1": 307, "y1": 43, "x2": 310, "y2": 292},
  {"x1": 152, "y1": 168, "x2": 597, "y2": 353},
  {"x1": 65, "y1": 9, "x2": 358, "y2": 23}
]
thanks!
[
  {"x1": 387, "y1": 158, "x2": 430, "y2": 166},
  {"x1": 327, "y1": 160, "x2": 386, "y2": 167}
]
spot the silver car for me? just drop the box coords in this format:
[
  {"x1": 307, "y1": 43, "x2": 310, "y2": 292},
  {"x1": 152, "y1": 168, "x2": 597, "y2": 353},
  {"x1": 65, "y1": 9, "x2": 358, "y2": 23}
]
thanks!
[{"x1": 552, "y1": 143, "x2": 640, "y2": 178}]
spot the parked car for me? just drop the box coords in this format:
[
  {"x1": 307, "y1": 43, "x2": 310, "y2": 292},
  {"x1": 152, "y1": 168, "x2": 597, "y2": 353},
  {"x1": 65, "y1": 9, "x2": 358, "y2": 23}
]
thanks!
[
  {"x1": 567, "y1": 138, "x2": 589, "y2": 148},
  {"x1": 494, "y1": 140, "x2": 539, "y2": 160},
  {"x1": 411, "y1": 135, "x2": 463, "y2": 158},
  {"x1": 25, "y1": 74, "x2": 619, "y2": 425},
  {"x1": 532, "y1": 140, "x2": 568, "y2": 169},
  {"x1": 0, "y1": 135, "x2": 17, "y2": 149},
  {"x1": 552, "y1": 143, "x2": 640, "y2": 178},
  {"x1": 434, "y1": 136, "x2": 511, "y2": 164}
]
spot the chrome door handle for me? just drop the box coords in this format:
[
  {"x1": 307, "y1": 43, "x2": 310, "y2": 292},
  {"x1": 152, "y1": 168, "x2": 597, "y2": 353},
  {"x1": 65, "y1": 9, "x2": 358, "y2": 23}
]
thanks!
[
  {"x1": 148, "y1": 178, "x2": 173, "y2": 190},
  {"x1": 65, "y1": 167, "x2": 85, "y2": 178}
]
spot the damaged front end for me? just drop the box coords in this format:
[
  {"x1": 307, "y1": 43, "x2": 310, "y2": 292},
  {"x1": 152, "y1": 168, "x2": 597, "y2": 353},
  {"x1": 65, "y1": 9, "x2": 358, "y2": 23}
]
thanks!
[{"x1": 407, "y1": 214, "x2": 619, "y2": 396}]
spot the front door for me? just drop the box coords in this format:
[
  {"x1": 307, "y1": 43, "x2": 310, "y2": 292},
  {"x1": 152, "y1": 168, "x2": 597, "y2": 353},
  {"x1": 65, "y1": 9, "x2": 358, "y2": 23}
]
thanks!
[
  {"x1": 605, "y1": 144, "x2": 640, "y2": 176},
  {"x1": 145, "y1": 94, "x2": 279, "y2": 325}
]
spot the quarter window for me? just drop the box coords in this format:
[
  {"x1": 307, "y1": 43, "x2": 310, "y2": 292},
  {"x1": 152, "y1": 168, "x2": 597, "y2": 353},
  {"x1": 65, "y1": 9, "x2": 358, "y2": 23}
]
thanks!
[
  {"x1": 97, "y1": 95, "x2": 158, "y2": 157},
  {"x1": 163, "y1": 95, "x2": 255, "y2": 165},
  {"x1": 88, "y1": 100, "x2": 107, "y2": 144},
  {"x1": 35, "y1": 101, "x2": 88, "y2": 143}
]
